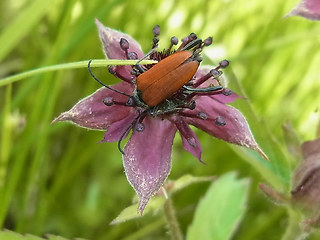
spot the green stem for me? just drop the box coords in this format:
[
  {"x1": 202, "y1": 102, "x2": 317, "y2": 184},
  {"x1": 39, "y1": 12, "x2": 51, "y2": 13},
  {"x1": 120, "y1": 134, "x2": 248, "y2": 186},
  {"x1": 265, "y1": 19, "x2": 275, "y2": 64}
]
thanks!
[
  {"x1": 0, "y1": 59, "x2": 157, "y2": 87},
  {"x1": 281, "y1": 208, "x2": 310, "y2": 240},
  {"x1": 162, "y1": 188, "x2": 183, "y2": 240}
]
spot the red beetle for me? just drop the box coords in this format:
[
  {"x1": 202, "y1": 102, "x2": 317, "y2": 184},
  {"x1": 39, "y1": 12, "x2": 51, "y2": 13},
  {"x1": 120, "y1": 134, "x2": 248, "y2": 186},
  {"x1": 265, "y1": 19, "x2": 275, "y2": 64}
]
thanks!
[{"x1": 88, "y1": 26, "x2": 228, "y2": 153}]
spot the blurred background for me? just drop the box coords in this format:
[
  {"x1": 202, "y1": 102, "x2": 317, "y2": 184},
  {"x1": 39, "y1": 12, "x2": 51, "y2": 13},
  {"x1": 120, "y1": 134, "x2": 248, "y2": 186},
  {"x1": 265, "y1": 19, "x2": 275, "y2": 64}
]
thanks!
[{"x1": 0, "y1": 0, "x2": 319, "y2": 239}]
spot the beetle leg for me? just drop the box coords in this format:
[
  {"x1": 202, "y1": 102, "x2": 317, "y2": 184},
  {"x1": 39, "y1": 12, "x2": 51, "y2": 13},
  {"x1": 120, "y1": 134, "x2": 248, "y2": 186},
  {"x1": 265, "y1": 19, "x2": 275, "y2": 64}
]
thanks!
[
  {"x1": 181, "y1": 38, "x2": 203, "y2": 51},
  {"x1": 182, "y1": 85, "x2": 223, "y2": 93}
]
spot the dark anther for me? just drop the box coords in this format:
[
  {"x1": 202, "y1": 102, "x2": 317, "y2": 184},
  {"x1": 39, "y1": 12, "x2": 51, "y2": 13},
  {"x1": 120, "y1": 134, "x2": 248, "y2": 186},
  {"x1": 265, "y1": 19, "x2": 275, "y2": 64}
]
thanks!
[
  {"x1": 209, "y1": 69, "x2": 221, "y2": 78},
  {"x1": 222, "y1": 89, "x2": 233, "y2": 96},
  {"x1": 189, "y1": 33, "x2": 197, "y2": 41},
  {"x1": 181, "y1": 36, "x2": 189, "y2": 44},
  {"x1": 127, "y1": 51, "x2": 138, "y2": 60},
  {"x1": 203, "y1": 37, "x2": 213, "y2": 47},
  {"x1": 120, "y1": 38, "x2": 130, "y2": 51},
  {"x1": 215, "y1": 116, "x2": 226, "y2": 126},
  {"x1": 153, "y1": 25, "x2": 160, "y2": 37},
  {"x1": 219, "y1": 60, "x2": 229, "y2": 68},
  {"x1": 108, "y1": 66, "x2": 116, "y2": 75},
  {"x1": 187, "y1": 137, "x2": 197, "y2": 147},
  {"x1": 197, "y1": 112, "x2": 208, "y2": 120},
  {"x1": 171, "y1": 36, "x2": 179, "y2": 45},
  {"x1": 126, "y1": 97, "x2": 135, "y2": 106},
  {"x1": 135, "y1": 122, "x2": 145, "y2": 132},
  {"x1": 103, "y1": 97, "x2": 114, "y2": 106}
]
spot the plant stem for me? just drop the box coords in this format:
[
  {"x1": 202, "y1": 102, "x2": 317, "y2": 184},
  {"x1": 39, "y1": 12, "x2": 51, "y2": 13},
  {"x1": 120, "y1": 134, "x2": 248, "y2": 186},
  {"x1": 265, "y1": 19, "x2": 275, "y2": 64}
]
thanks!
[
  {"x1": 162, "y1": 187, "x2": 183, "y2": 240},
  {"x1": 0, "y1": 59, "x2": 157, "y2": 87}
]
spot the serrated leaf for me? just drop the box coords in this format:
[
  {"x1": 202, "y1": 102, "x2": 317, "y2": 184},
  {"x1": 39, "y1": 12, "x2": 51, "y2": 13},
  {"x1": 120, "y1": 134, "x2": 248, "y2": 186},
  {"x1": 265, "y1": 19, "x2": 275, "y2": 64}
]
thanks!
[{"x1": 186, "y1": 172, "x2": 250, "y2": 240}]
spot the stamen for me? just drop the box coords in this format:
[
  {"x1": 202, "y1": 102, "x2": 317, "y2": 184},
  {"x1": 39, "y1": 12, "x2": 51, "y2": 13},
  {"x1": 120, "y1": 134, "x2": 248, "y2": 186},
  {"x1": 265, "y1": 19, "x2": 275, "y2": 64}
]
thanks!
[
  {"x1": 166, "y1": 36, "x2": 179, "y2": 55},
  {"x1": 135, "y1": 122, "x2": 145, "y2": 132},
  {"x1": 108, "y1": 66, "x2": 134, "y2": 84},
  {"x1": 152, "y1": 25, "x2": 160, "y2": 48},
  {"x1": 120, "y1": 38, "x2": 130, "y2": 59},
  {"x1": 103, "y1": 97, "x2": 134, "y2": 107},
  {"x1": 198, "y1": 112, "x2": 208, "y2": 120},
  {"x1": 221, "y1": 88, "x2": 233, "y2": 96},
  {"x1": 120, "y1": 38, "x2": 130, "y2": 51},
  {"x1": 178, "y1": 111, "x2": 208, "y2": 120},
  {"x1": 153, "y1": 25, "x2": 160, "y2": 37},
  {"x1": 126, "y1": 97, "x2": 135, "y2": 106},
  {"x1": 88, "y1": 60, "x2": 132, "y2": 97},
  {"x1": 193, "y1": 72, "x2": 211, "y2": 88},
  {"x1": 215, "y1": 116, "x2": 226, "y2": 126},
  {"x1": 128, "y1": 52, "x2": 138, "y2": 60},
  {"x1": 203, "y1": 37, "x2": 213, "y2": 47},
  {"x1": 103, "y1": 97, "x2": 114, "y2": 106},
  {"x1": 187, "y1": 137, "x2": 197, "y2": 147},
  {"x1": 219, "y1": 60, "x2": 229, "y2": 68}
]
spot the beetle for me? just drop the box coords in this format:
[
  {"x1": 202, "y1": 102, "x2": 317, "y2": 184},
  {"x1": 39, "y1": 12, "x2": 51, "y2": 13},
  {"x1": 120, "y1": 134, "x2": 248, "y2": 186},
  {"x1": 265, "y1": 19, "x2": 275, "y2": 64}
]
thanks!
[{"x1": 87, "y1": 27, "x2": 228, "y2": 153}]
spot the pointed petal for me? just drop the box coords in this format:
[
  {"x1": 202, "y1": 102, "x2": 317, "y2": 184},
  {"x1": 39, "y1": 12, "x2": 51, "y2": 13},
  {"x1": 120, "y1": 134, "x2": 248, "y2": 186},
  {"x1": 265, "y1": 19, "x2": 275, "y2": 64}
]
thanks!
[
  {"x1": 123, "y1": 117, "x2": 177, "y2": 213},
  {"x1": 95, "y1": 19, "x2": 145, "y2": 79},
  {"x1": 183, "y1": 96, "x2": 265, "y2": 157},
  {"x1": 52, "y1": 82, "x2": 134, "y2": 130},
  {"x1": 286, "y1": 0, "x2": 320, "y2": 20},
  {"x1": 174, "y1": 117, "x2": 203, "y2": 162}
]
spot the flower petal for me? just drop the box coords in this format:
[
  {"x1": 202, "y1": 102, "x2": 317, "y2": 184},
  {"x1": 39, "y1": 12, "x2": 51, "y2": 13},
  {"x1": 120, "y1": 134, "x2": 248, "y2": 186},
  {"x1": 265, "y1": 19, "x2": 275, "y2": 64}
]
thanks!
[
  {"x1": 123, "y1": 117, "x2": 177, "y2": 213},
  {"x1": 184, "y1": 96, "x2": 267, "y2": 159},
  {"x1": 174, "y1": 117, "x2": 203, "y2": 162},
  {"x1": 95, "y1": 19, "x2": 145, "y2": 80},
  {"x1": 286, "y1": 0, "x2": 320, "y2": 20},
  {"x1": 292, "y1": 138, "x2": 320, "y2": 205},
  {"x1": 52, "y1": 82, "x2": 134, "y2": 130},
  {"x1": 101, "y1": 111, "x2": 138, "y2": 142}
]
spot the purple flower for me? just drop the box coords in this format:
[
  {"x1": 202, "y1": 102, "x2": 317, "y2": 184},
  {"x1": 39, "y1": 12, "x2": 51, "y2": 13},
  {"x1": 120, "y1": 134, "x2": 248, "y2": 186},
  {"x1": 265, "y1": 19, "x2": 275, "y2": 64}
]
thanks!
[
  {"x1": 285, "y1": 0, "x2": 320, "y2": 21},
  {"x1": 53, "y1": 19, "x2": 267, "y2": 214}
]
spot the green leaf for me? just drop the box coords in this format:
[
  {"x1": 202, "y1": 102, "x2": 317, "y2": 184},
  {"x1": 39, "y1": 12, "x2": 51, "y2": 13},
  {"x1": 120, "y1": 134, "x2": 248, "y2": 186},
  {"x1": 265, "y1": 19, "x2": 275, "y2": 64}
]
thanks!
[
  {"x1": 0, "y1": 229, "x2": 87, "y2": 240},
  {"x1": 186, "y1": 172, "x2": 250, "y2": 240},
  {"x1": 0, "y1": 0, "x2": 51, "y2": 62},
  {"x1": 111, "y1": 175, "x2": 215, "y2": 224}
]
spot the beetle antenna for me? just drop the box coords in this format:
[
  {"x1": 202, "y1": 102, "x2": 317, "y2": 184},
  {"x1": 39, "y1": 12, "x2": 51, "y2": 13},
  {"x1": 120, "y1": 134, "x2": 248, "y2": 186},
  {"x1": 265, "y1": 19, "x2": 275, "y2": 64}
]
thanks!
[
  {"x1": 134, "y1": 47, "x2": 158, "y2": 73},
  {"x1": 117, "y1": 111, "x2": 147, "y2": 154},
  {"x1": 88, "y1": 60, "x2": 131, "y2": 97},
  {"x1": 117, "y1": 123, "x2": 133, "y2": 154}
]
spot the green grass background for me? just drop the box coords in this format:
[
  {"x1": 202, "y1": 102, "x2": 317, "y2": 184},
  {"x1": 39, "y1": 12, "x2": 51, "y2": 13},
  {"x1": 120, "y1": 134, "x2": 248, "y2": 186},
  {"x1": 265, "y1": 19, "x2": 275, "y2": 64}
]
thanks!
[{"x1": 0, "y1": 0, "x2": 319, "y2": 239}]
